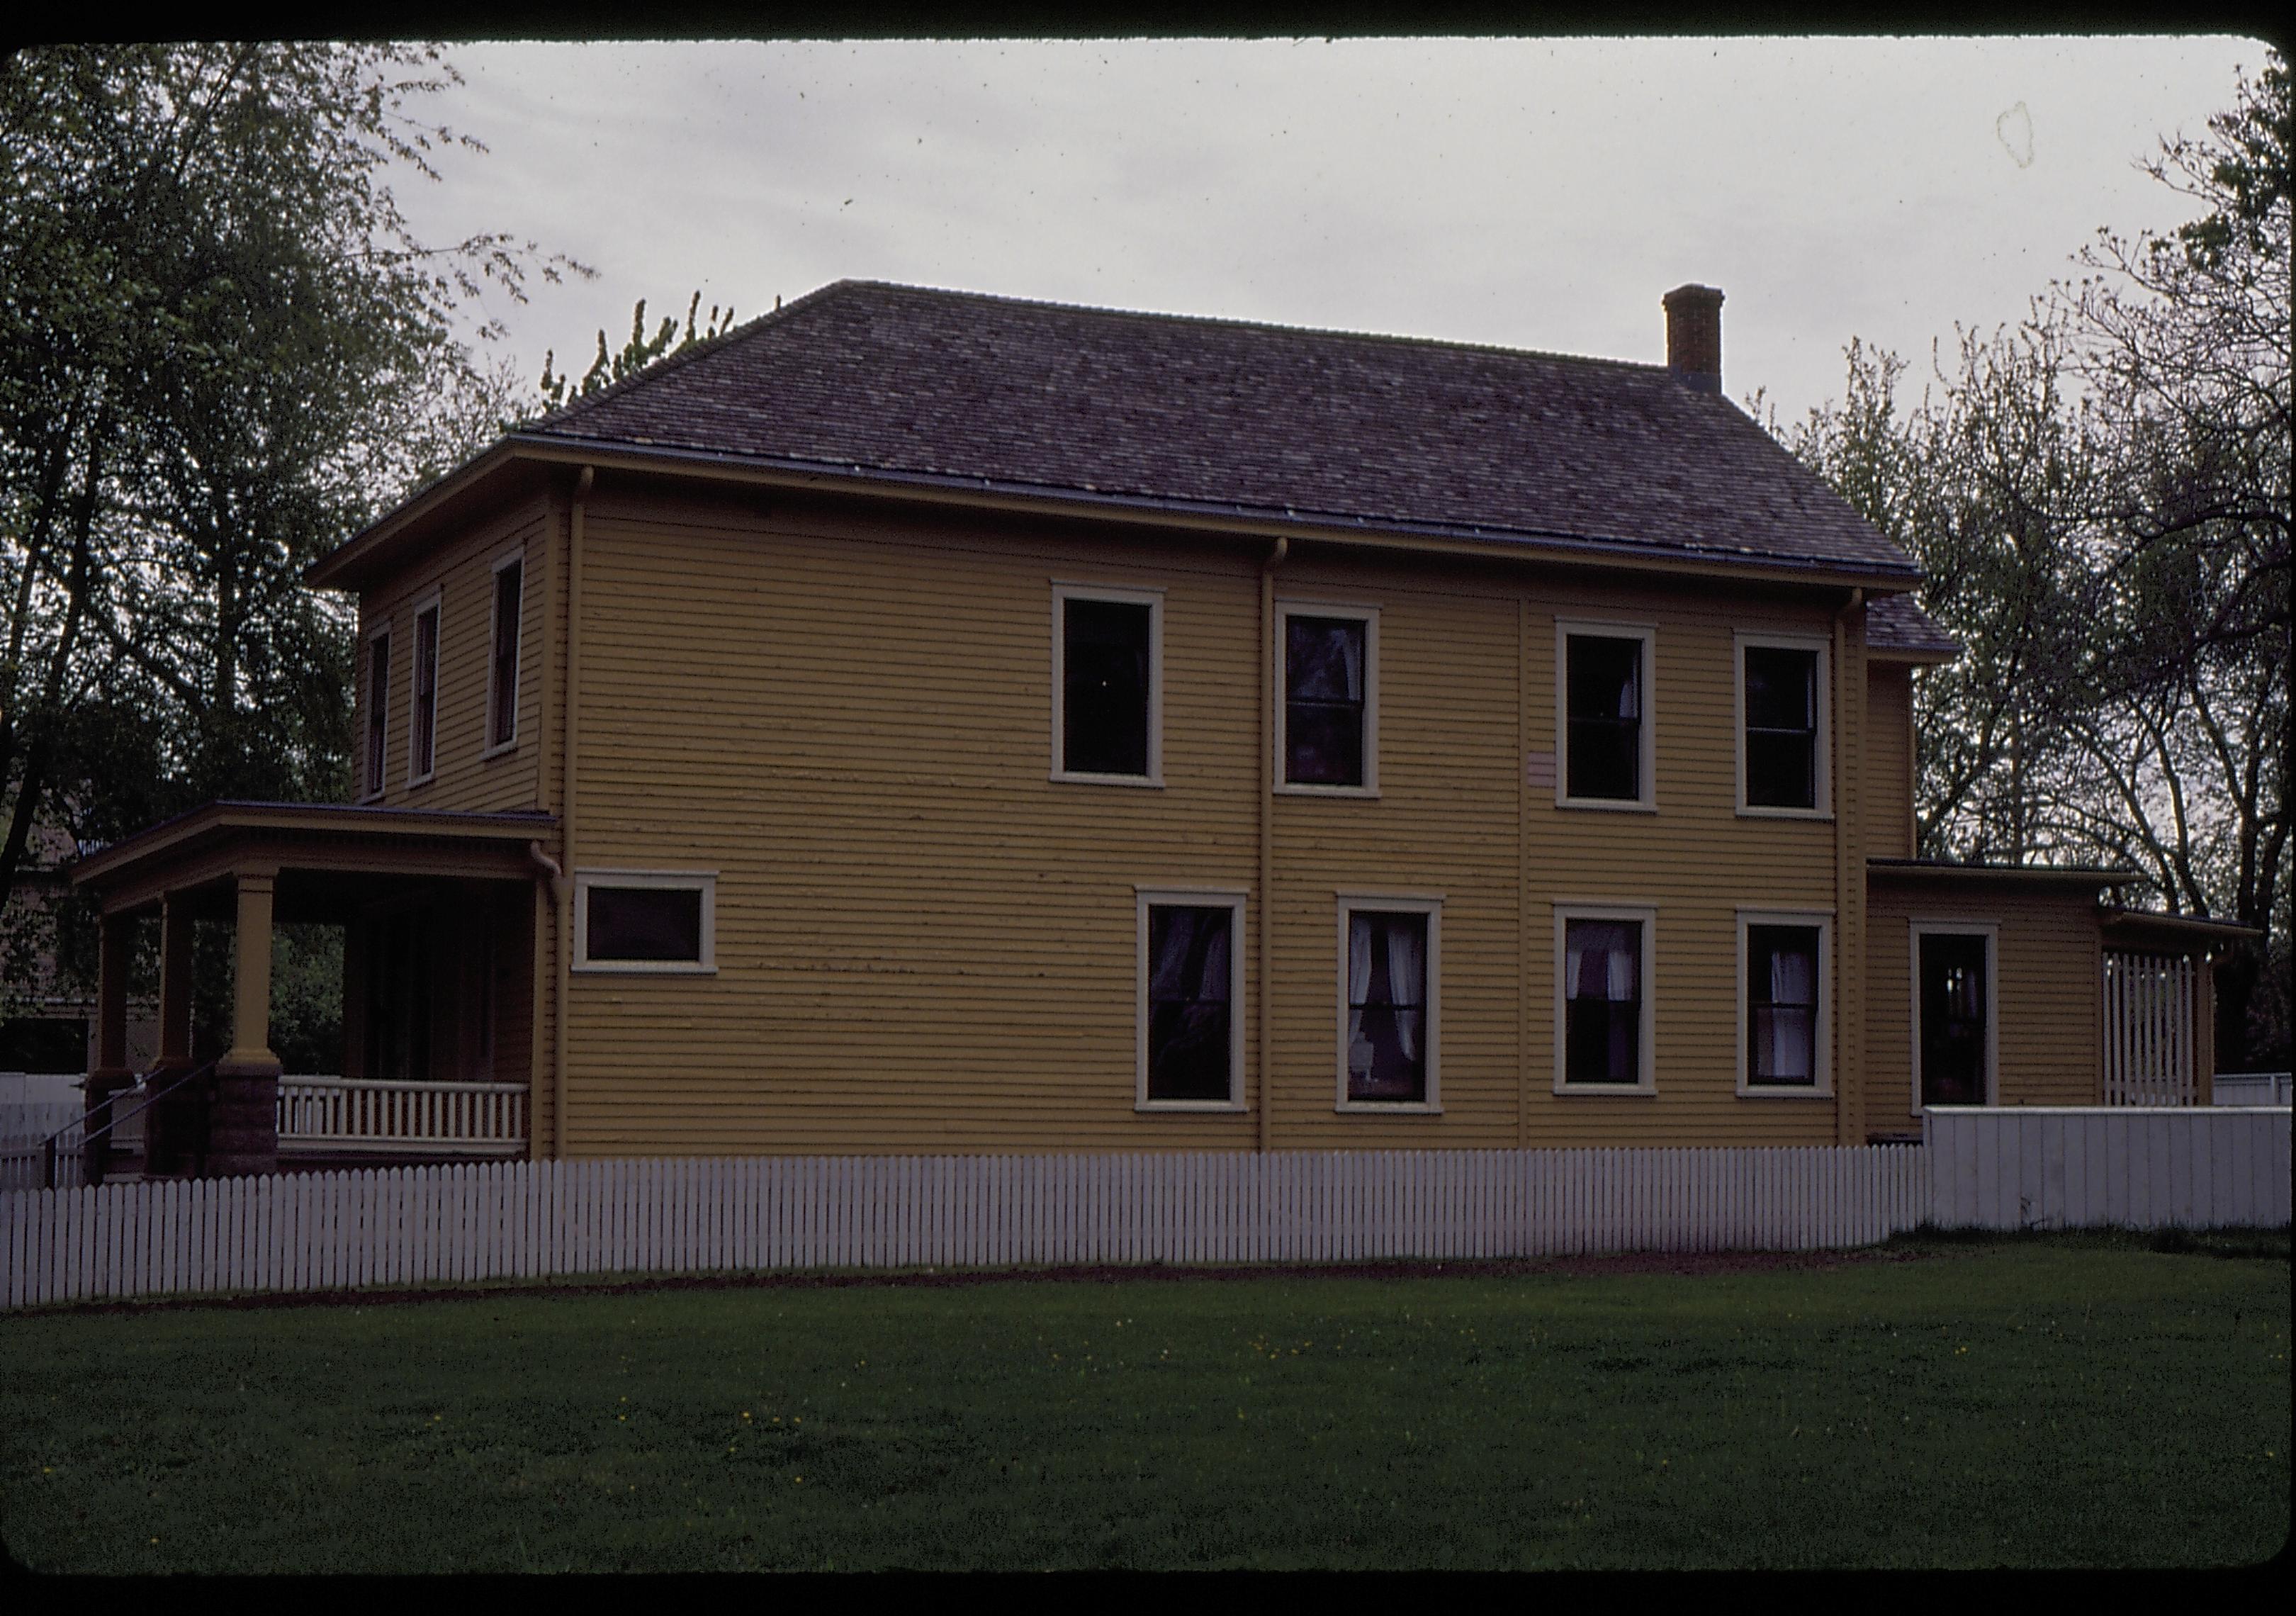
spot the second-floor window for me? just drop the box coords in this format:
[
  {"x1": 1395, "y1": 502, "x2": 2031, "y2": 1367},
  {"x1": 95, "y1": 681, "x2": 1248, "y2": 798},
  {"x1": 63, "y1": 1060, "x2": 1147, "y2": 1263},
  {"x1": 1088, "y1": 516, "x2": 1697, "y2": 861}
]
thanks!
[
  {"x1": 1281, "y1": 604, "x2": 1378, "y2": 792},
  {"x1": 1054, "y1": 585, "x2": 1161, "y2": 782},
  {"x1": 363, "y1": 628, "x2": 390, "y2": 799},
  {"x1": 488, "y1": 556, "x2": 523, "y2": 751},
  {"x1": 1560, "y1": 627, "x2": 1653, "y2": 806},
  {"x1": 1740, "y1": 636, "x2": 1828, "y2": 814},
  {"x1": 410, "y1": 598, "x2": 440, "y2": 784}
]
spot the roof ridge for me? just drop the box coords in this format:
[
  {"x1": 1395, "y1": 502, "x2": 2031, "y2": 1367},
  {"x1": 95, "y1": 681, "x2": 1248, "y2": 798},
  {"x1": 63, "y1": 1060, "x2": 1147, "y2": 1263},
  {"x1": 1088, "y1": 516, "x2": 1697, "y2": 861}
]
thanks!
[{"x1": 816, "y1": 278, "x2": 1676, "y2": 375}]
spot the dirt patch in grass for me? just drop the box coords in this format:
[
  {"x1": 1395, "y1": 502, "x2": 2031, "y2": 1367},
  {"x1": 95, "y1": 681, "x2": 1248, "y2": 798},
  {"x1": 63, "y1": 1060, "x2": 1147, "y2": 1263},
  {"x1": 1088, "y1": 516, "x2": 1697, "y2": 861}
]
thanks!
[{"x1": 28, "y1": 1242, "x2": 1946, "y2": 1318}]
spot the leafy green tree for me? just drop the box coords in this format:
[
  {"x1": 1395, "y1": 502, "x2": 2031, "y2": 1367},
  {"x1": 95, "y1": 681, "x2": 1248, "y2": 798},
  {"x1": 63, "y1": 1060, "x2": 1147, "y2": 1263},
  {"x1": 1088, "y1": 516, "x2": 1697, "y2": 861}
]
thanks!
[
  {"x1": 1772, "y1": 54, "x2": 2290, "y2": 1066},
  {"x1": 534, "y1": 291, "x2": 738, "y2": 414},
  {"x1": 0, "y1": 44, "x2": 584, "y2": 1060}
]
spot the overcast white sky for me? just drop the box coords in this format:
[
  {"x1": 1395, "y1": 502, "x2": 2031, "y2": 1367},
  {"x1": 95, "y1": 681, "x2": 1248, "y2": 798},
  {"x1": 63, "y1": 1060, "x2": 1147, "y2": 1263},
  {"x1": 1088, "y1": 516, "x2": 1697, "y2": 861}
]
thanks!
[{"x1": 399, "y1": 35, "x2": 2269, "y2": 427}]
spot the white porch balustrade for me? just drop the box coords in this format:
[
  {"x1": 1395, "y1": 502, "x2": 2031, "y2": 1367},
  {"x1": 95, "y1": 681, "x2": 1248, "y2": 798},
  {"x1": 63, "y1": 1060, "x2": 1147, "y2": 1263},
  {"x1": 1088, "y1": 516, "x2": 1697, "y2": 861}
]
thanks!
[{"x1": 277, "y1": 1077, "x2": 529, "y2": 1157}]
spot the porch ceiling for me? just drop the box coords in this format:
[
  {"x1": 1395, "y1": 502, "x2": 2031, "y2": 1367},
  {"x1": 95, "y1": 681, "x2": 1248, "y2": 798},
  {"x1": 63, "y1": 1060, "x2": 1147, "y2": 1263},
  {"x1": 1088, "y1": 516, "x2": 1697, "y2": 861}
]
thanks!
[{"x1": 69, "y1": 801, "x2": 557, "y2": 917}]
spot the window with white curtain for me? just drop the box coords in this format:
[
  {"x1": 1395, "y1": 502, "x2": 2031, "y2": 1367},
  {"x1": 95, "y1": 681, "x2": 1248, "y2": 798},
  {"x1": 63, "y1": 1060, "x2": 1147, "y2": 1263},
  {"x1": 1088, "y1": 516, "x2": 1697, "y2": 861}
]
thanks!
[
  {"x1": 1336, "y1": 898, "x2": 1438, "y2": 1109},
  {"x1": 1738, "y1": 911, "x2": 1830, "y2": 1096},
  {"x1": 1553, "y1": 904, "x2": 1657, "y2": 1092}
]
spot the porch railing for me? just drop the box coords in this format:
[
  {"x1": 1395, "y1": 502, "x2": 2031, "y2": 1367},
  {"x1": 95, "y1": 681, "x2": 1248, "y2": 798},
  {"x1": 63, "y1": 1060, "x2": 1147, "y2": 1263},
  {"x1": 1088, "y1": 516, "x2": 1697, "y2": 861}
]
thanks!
[
  {"x1": 2102, "y1": 950, "x2": 2198, "y2": 1106},
  {"x1": 278, "y1": 1077, "x2": 529, "y2": 1157}
]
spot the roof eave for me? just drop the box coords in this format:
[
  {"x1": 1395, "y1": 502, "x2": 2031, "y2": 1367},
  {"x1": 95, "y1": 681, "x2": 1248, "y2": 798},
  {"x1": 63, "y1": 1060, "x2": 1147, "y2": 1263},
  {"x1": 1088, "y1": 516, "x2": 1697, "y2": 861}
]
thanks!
[
  {"x1": 504, "y1": 432, "x2": 1927, "y2": 590},
  {"x1": 1867, "y1": 857, "x2": 2146, "y2": 887},
  {"x1": 304, "y1": 442, "x2": 527, "y2": 591}
]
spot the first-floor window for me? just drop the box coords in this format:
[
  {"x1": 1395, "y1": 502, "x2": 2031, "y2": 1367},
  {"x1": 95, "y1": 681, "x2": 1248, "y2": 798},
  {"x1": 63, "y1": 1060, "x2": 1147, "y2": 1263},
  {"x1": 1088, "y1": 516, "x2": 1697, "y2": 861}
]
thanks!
[
  {"x1": 1142, "y1": 899, "x2": 1239, "y2": 1104},
  {"x1": 1341, "y1": 904, "x2": 1435, "y2": 1105},
  {"x1": 1746, "y1": 923, "x2": 1822, "y2": 1087},
  {"x1": 1560, "y1": 911, "x2": 1649, "y2": 1089},
  {"x1": 575, "y1": 872, "x2": 716, "y2": 972}
]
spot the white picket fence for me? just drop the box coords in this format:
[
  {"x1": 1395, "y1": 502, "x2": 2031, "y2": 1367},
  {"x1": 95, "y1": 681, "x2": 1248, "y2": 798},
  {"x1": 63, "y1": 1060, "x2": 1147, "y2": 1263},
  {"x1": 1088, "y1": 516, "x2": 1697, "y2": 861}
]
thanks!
[
  {"x1": 1924, "y1": 1106, "x2": 2293, "y2": 1230},
  {"x1": 0, "y1": 1144, "x2": 1925, "y2": 1309}
]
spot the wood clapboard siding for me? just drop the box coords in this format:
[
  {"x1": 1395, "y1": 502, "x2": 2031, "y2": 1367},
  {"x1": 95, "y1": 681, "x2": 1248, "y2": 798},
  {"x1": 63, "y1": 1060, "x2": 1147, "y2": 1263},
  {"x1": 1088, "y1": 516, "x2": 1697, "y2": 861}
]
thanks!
[
  {"x1": 1865, "y1": 877, "x2": 2105, "y2": 1136},
  {"x1": 549, "y1": 489, "x2": 1858, "y2": 1157},
  {"x1": 1865, "y1": 663, "x2": 1915, "y2": 858},
  {"x1": 353, "y1": 498, "x2": 551, "y2": 815}
]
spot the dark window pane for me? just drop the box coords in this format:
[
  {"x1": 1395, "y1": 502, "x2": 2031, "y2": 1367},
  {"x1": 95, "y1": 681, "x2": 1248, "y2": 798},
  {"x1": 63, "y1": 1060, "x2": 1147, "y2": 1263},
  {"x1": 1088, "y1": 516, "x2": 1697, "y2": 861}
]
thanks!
[
  {"x1": 1286, "y1": 703, "x2": 1365, "y2": 786},
  {"x1": 413, "y1": 609, "x2": 438, "y2": 778},
  {"x1": 1566, "y1": 636, "x2": 1641, "y2": 799},
  {"x1": 1286, "y1": 617, "x2": 1366, "y2": 787},
  {"x1": 587, "y1": 886, "x2": 704, "y2": 963},
  {"x1": 1919, "y1": 933, "x2": 1988, "y2": 1105},
  {"x1": 1566, "y1": 719, "x2": 1637, "y2": 799},
  {"x1": 366, "y1": 634, "x2": 390, "y2": 792},
  {"x1": 1745, "y1": 647, "x2": 1818, "y2": 808},
  {"x1": 1748, "y1": 925, "x2": 1820, "y2": 1084},
  {"x1": 1746, "y1": 731, "x2": 1815, "y2": 809},
  {"x1": 1346, "y1": 911, "x2": 1427, "y2": 1102},
  {"x1": 1563, "y1": 918, "x2": 1641, "y2": 1084},
  {"x1": 1148, "y1": 906, "x2": 1231, "y2": 1101},
  {"x1": 1744, "y1": 648, "x2": 1816, "y2": 729},
  {"x1": 1063, "y1": 598, "x2": 1152, "y2": 775},
  {"x1": 491, "y1": 562, "x2": 523, "y2": 746}
]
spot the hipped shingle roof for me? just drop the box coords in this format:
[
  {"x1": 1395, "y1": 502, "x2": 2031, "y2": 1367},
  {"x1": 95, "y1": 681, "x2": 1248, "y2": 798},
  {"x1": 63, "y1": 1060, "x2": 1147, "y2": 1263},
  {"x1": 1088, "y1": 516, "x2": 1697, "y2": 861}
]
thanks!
[{"x1": 525, "y1": 280, "x2": 1925, "y2": 580}]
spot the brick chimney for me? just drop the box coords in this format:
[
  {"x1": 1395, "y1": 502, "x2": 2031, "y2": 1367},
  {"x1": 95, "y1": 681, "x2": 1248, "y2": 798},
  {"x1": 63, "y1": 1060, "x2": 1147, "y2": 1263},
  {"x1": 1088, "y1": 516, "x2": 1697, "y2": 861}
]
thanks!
[{"x1": 1662, "y1": 284, "x2": 1724, "y2": 394}]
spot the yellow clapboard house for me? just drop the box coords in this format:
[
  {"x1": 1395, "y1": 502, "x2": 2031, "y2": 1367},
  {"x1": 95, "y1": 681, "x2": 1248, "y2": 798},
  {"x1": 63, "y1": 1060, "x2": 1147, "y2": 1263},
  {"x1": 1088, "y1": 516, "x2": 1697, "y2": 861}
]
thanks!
[{"x1": 67, "y1": 281, "x2": 2244, "y2": 1175}]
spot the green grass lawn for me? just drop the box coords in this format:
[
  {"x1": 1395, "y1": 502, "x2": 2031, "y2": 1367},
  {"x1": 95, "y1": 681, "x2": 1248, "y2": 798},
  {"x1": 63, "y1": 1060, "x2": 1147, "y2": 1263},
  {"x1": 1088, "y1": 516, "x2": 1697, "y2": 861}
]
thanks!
[{"x1": 2, "y1": 1232, "x2": 2287, "y2": 1571}]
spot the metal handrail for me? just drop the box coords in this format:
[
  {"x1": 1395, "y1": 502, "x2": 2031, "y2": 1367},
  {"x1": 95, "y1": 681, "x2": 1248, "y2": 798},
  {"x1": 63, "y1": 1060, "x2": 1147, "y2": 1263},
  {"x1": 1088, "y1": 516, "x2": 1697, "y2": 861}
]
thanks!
[{"x1": 40, "y1": 1061, "x2": 216, "y2": 1189}]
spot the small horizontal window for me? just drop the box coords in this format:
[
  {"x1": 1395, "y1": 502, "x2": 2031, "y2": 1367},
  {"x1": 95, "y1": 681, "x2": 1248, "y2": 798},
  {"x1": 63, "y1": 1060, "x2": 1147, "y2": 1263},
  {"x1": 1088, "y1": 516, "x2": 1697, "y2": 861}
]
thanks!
[{"x1": 575, "y1": 872, "x2": 716, "y2": 972}]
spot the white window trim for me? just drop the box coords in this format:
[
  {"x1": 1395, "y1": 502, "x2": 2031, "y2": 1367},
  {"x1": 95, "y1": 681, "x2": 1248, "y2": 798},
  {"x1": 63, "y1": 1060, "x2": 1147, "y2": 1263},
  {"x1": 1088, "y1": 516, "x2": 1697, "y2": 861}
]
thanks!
[
  {"x1": 1334, "y1": 891, "x2": 1441, "y2": 1113},
  {"x1": 359, "y1": 619, "x2": 391, "y2": 804},
  {"x1": 1552, "y1": 900, "x2": 1659, "y2": 1094},
  {"x1": 1736, "y1": 907, "x2": 1833, "y2": 1097},
  {"x1": 1135, "y1": 885, "x2": 1248, "y2": 1112},
  {"x1": 1555, "y1": 620, "x2": 1658, "y2": 812},
  {"x1": 483, "y1": 549, "x2": 526, "y2": 759},
  {"x1": 573, "y1": 869, "x2": 719, "y2": 975},
  {"x1": 1735, "y1": 631, "x2": 1833, "y2": 819},
  {"x1": 1908, "y1": 919, "x2": 2000, "y2": 1113},
  {"x1": 1051, "y1": 582, "x2": 1166, "y2": 788},
  {"x1": 1276, "y1": 600, "x2": 1380, "y2": 798},
  {"x1": 406, "y1": 589, "x2": 443, "y2": 789}
]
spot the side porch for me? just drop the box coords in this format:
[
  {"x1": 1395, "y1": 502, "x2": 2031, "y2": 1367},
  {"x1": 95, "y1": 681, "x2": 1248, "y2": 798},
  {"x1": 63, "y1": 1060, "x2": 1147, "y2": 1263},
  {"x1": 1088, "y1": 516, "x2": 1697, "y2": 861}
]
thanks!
[{"x1": 66, "y1": 802, "x2": 558, "y2": 1182}]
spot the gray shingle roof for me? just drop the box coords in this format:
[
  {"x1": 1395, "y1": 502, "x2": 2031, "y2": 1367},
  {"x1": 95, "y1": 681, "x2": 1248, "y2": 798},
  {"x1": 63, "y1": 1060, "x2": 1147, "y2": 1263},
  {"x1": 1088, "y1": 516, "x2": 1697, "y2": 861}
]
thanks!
[
  {"x1": 1867, "y1": 592, "x2": 1961, "y2": 657},
  {"x1": 525, "y1": 281, "x2": 1922, "y2": 578}
]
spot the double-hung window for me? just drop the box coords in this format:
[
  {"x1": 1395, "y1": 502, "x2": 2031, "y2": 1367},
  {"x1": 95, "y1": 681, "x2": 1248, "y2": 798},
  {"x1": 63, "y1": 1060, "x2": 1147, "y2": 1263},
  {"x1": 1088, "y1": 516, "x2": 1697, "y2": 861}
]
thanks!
[
  {"x1": 1739, "y1": 911, "x2": 1829, "y2": 1094},
  {"x1": 574, "y1": 871, "x2": 716, "y2": 973},
  {"x1": 1738, "y1": 634, "x2": 1829, "y2": 815},
  {"x1": 1137, "y1": 890, "x2": 1244, "y2": 1108},
  {"x1": 1554, "y1": 904, "x2": 1656, "y2": 1092},
  {"x1": 1279, "y1": 602, "x2": 1378, "y2": 793},
  {"x1": 361, "y1": 625, "x2": 391, "y2": 800},
  {"x1": 1557, "y1": 624, "x2": 1655, "y2": 809},
  {"x1": 1053, "y1": 584, "x2": 1162, "y2": 784},
  {"x1": 487, "y1": 554, "x2": 524, "y2": 753},
  {"x1": 1336, "y1": 897, "x2": 1439, "y2": 1109},
  {"x1": 409, "y1": 595, "x2": 441, "y2": 786}
]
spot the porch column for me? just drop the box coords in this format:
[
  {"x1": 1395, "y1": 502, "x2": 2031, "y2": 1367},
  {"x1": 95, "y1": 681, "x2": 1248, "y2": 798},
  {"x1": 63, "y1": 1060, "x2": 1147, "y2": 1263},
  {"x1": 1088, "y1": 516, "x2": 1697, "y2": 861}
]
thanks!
[
  {"x1": 210, "y1": 868, "x2": 281, "y2": 1177},
  {"x1": 84, "y1": 911, "x2": 138, "y2": 1180},
  {"x1": 156, "y1": 893, "x2": 196, "y2": 1070}
]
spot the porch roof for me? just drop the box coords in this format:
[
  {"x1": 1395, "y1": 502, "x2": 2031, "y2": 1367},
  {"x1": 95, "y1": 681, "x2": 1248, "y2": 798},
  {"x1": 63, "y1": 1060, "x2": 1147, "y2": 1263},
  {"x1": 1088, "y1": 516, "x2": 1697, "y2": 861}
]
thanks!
[
  {"x1": 1866, "y1": 855, "x2": 2145, "y2": 888},
  {"x1": 2100, "y1": 907, "x2": 2262, "y2": 955},
  {"x1": 69, "y1": 801, "x2": 557, "y2": 918}
]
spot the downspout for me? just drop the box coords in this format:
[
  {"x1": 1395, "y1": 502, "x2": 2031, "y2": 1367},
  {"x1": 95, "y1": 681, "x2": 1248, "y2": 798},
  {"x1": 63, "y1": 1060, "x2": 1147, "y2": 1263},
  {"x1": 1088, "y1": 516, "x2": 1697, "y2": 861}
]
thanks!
[
  {"x1": 1259, "y1": 537, "x2": 1288, "y2": 1152},
  {"x1": 1833, "y1": 586, "x2": 1863, "y2": 1145},
  {"x1": 556, "y1": 465, "x2": 593, "y2": 1158}
]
